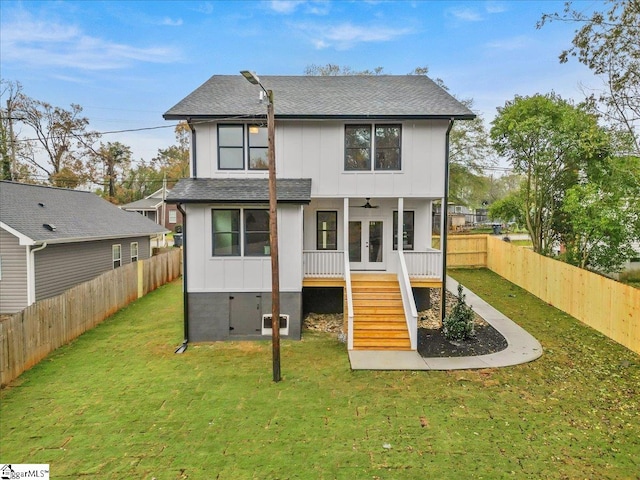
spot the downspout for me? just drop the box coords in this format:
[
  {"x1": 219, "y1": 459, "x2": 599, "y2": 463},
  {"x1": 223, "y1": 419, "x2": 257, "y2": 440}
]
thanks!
[
  {"x1": 175, "y1": 203, "x2": 188, "y2": 353},
  {"x1": 187, "y1": 120, "x2": 197, "y2": 178},
  {"x1": 441, "y1": 119, "x2": 454, "y2": 323},
  {"x1": 28, "y1": 242, "x2": 47, "y2": 306}
]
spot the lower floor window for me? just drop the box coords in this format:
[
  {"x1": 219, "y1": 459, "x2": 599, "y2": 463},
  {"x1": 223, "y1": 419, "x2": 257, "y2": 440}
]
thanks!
[
  {"x1": 112, "y1": 244, "x2": 122, "y2": 268},
  {"x1": 212, "y1": 208, "x2": 269, "y2": 257},
  {"x1": 131, "y1": 242, "x2": 139, "y2": 262},
  {"x1": 393, "y1": 211, "x2": 414, "y2": 250},
  {"x1": 317, "y1": 211, "x2": 338, "y2": 250}
]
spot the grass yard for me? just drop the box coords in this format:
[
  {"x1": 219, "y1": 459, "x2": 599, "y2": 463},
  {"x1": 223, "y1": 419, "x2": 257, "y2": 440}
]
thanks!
[{"x1": 1, "y1": 270, "x2": 638, "y2": 479}]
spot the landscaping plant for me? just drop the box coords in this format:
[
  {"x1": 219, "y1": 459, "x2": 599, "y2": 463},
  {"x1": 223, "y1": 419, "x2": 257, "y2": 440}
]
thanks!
[{"x1": 442, "y1": 283, "x2": 475, "y2": 341}]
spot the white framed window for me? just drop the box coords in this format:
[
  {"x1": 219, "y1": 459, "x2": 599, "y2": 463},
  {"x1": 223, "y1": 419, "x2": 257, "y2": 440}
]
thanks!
[
  {"x1": 169, "y1": 209, "x2": 177, "y2": 224},
  {"x1": 112, "y1": 244, "x2": 122, "y2": 268},
  {"x1": 131, "y1": 242, "x2": 139, "y2": 262}
]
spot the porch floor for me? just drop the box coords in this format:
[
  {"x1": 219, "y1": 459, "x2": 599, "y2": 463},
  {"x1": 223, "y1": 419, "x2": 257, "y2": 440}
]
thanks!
[{"x1": 348, "y1": 277, "x2": 542, "y2": 370}]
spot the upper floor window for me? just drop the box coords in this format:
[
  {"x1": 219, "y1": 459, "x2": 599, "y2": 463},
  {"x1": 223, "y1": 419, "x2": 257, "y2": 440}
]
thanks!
[
  {"x1": 345, "y1": 124, "x2": 401, "y2": 171},
  {"x1": 218, "y1": 124, "x2": 268, "y2": 171}
]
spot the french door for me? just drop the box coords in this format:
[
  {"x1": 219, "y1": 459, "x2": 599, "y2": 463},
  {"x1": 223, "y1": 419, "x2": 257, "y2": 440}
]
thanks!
[{"x1": 349, "y1": 219, "x2": 385, "y2": 270}]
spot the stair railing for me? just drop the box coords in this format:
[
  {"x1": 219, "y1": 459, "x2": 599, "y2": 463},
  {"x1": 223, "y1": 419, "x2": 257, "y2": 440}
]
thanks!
[
  {"x1": 344, "y1": 250, "x2": 354, "y2": 350},
  {"x1": 397, "y1": 250, "x2": 418, "y2": 350}
]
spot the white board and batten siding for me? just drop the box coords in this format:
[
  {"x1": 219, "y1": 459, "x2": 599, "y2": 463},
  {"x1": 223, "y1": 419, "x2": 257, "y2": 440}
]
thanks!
[
  {"x1": 186, "y1": 203, "x2": 303, "y2": 293},
  {"x1": 194, "y1": 119, "x2": 448, "y2": 199},
  {"x1": 0, "y1": 228, "x2": 28, "y2": 314}
]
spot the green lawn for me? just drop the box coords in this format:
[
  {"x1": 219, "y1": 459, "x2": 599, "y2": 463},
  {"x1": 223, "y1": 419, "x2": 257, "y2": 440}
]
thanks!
[{"x1": 1, "y1": 271, "x2": 638, "y2": 479}]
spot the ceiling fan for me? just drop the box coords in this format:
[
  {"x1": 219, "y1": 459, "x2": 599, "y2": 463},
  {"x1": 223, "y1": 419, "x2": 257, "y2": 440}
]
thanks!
[{"x1": 359, "y1": 198, "x2": 379, "y2": 209}]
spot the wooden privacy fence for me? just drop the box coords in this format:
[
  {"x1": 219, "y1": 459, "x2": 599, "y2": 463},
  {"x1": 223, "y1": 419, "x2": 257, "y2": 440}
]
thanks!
[
  {"x1": 443, "y1": 235, "x2": 639, "y2": 355},
  {"x1": 0, "y1": 249, "x2": 182, "y2": 387}
]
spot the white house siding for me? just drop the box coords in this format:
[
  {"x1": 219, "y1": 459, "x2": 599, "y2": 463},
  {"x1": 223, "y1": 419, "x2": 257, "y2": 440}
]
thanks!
[
  {"x1": 185, "y1": 203, "x2": 303, "y2": 293},
  {"x1": 34, "y1": 236, "x2": 151, "y2": 301},
  {"x1": 193, "y1": 119, "x2": 447, "y2": 199},
  {"x1": 0, "y1": 228, "x2": 28, "y2": 314}
]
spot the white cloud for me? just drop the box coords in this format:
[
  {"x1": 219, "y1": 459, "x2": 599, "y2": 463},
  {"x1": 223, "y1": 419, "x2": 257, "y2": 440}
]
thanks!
[
  {"x1": 485, "y1": 35, "x2": 531, "y2": 51},
  {"x1": 270, "y1": 1, "x2": 305, "y2": 14},
  {"x1": 0, "y1": 16, "x2": 180, "y2": 71},
  {"x1": 297, "y1": 21, "x2": 412, "y2": 50},
  {"x1": 485, "y1": 1, "x2": 508, "y2": 14},
  {"x1": 448, "y1": 7, "x2": 483, "y2": 22},
  {"x1": 192, "y1": 2, "x2": 214, "y2": 14},
  {"x1": 160, "y1": 17, "x2": 183, "y2": 26}
]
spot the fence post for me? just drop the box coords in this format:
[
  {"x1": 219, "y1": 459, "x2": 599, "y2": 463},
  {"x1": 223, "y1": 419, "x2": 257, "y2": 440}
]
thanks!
[{"x1": 138, "y1": 259, "x2": 144, "y2": 299}]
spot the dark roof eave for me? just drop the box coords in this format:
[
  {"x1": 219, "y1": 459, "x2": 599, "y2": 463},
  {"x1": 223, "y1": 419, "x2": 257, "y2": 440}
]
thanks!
[
  {"x1": 166, "y1": 198, "x2": 310, "y2": 205},
  {"x1": 164, "y1": 113, "x2": 476, "y2": 121}
]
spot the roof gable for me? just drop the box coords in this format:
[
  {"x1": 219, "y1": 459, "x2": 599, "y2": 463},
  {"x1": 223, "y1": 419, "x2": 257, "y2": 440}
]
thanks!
[
  {"x1": 164, "y1": 75, "x2": 475, "y2": 120},
  {"x1": 0, "y1": 181, "x2": 168, "y2": 245}
]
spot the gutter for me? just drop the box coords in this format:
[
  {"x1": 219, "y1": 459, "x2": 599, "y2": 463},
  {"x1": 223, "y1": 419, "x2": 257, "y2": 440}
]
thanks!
[
  {"x1": 441, "y1": 119, "x2": 454, "y2": 323},
  {"x1": 27, "y1": 242, "x2": 47, "y2": 306},
  {"x1": 175, "y1": 203, "x2": 188, "y2": 354}
]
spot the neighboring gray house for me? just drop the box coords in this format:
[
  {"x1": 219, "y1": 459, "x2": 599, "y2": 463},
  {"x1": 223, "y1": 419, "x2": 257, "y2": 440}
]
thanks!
[
  {"x1": 120, "y1": 186, "x2": 183, "y2": 231},
  {"x1": 0, "y1": 181, "x2": 168, "y2": 314},
  {"x1": 164, "y1": 75, "x2": 473, "y2": 349}
]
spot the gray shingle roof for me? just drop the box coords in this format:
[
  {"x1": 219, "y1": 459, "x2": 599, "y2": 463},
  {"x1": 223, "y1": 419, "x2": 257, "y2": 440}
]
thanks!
[
  {"x1": 120, "y1": 197, "x2": 163, "y2": 210},
  {"x1": 164, "y1": 75, "x2": 475, "y2": 120},
  {"x1": 0, "y1": 181, "x2": 168, "y2": 245},
  {"x1": 166, "y1": 178, "x2": 312, "y2": 204}
]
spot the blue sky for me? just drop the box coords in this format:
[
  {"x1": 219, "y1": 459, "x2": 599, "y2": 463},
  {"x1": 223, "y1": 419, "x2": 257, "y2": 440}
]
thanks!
[{"x1": 1, "y1": 0, "x2": 600, "y2": 164}]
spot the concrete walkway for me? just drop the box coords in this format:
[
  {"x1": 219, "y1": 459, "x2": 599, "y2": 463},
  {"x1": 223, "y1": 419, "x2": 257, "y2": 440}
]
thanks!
[{"x1": 348, "y1": 277, "x2": 543, "y2": 370}]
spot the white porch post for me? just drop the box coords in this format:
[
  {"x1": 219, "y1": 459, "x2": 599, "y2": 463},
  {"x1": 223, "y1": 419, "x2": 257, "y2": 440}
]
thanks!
[{"x1": 343, "y1": 197, "x2": 349, "y2": 254}]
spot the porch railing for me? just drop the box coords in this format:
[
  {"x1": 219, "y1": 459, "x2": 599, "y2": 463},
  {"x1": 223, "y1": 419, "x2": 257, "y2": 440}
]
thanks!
[
  {"x1": 403, "y1": 249, "x2": 443, "y2": 279},
  {"x1": 303, "y1": 250, "x2": 345, "y2": 277},
  {"x1": 397, "y1": 251, "x2": 418, "y2": 350}
]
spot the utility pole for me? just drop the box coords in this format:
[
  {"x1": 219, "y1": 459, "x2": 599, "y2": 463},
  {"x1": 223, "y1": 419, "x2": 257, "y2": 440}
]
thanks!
[{"x1": 241, "y1": 71, "x2": 281, "y2": 382}]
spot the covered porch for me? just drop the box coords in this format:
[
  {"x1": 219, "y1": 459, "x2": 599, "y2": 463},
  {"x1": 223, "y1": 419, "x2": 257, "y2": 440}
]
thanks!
[{"x1": 302, "y1": 197, "x2": 445, "y2": 352}]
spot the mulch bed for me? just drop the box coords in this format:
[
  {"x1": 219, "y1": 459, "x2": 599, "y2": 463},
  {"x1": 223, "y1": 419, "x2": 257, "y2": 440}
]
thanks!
[{"x1": 303, "y1": 287, "x2": 508, "y2": 358}]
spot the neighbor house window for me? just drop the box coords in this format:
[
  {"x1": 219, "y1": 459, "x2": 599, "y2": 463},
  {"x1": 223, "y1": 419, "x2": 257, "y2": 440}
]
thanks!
[
  {"x1": 212, "y1": 209, "x2": 240, "y2": 256},
  {"x1": 316, "y1": 211, "x2": 338, "y2": 250},
  {"x1": 218, "y1": 125, "x2": 244, "y2": 169},
  {"x1": 345, "y1": 124, "x2": 401, "y2": 171},
  {"x1": 112, "y1": 244, "x2": 122, "y2": 268},
  {"x1": 248, "y1": 125, "x2": 268, "y2": 170},
  {"x1": 131, "y1": 242, "x2": 139, "y2": 262},
  {"x1": 168, "y1": 209, "x2": 177, "y2": 224},
  {"x1": 244, "y1": 209, "x2": 270, "y2": 256},
  {"x1": 393, "y1": 211, "x2": 414, "y2": 250}
]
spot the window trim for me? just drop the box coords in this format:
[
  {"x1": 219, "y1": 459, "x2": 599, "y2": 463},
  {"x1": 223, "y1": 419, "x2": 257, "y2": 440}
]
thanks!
[
  {"x1": 130, "y1": 242, "x2": 139, "y2": 263},
  {"x1": 244, "y1": 209, "x2": 270, "y2": 257},
  {"x1": 218, "y1": 124, "x2": 245, "y2": 170},
  {"x1": 112, "y1": 244, "x2": 122, "y2": 268},
  {"x1": 316, "y1": 211, "x2": 338, "y2": 251},
  {"x1": 212, "y1": 209, "x2": 241, "y2": 257},
  {"x1": 248, "y1": 124, "x2": 269, "y2": 171},
  {"x1": 345, "y1": 123, "x2": 402, "y2": 172},
  {"x1": 168, "y1": 209, "x2": 177, "y2": 224},
  {"x1": 393, "y1": 211, "x2": 415, "y2": 251}
]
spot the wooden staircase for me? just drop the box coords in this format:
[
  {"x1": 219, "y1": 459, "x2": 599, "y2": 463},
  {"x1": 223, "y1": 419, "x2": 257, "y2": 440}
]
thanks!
[{"x1": 350, "y1": 273, "x2": 411, "y2": 350}]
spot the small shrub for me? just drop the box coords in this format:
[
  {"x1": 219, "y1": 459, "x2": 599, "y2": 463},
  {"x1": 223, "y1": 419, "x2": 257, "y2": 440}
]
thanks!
[{"x1": 443, "y1": 284, "x2": 475, "y2": 341}]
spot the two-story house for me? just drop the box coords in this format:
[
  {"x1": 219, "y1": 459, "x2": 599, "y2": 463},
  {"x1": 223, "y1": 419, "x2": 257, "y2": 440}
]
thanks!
[{"x1": 164, "y1": 75, "x2": 474, "y2": 351}]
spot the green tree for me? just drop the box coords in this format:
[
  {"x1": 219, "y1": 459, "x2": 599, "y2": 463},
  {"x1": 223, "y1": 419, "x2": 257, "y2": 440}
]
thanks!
[
  {"x1": 488, "y1": 190, "x2": 526, "y2": 228},
  {"x1": 89, "y1": 141, "x2": 133, "y2": 201},
  {"x1": 151, "y1": 121, "x2": 190, "y2": 187},
  {"x1": 539, "y1": 0, "x2": 640, "y2": 155},
  {"x1": 490, "y1": 93, "x2": 611, "y2": 254},
  {"x1": 561, "y1": 155, "x2": 640, "y2": 271}
]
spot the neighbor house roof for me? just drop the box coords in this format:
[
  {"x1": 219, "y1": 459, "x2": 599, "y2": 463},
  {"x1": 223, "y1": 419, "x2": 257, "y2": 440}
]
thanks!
[
  {"x1": 166, "y1": 178, "x2": 312, "y2": 204},
  {"x1": 164, "y1": 75, "x2": 475, "y2": 120},
  {"x1": 0, "y1": 181, "x2": 168, "y2": 246},
  {"x1": 120, "y1": 188, "x2": 167, "y2": 211}
]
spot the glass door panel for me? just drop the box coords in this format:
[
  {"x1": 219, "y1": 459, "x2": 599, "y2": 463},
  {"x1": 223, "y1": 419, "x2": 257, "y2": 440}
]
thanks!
[{"x1": 368, "y1": 221, "x2": 383, "y2": 263}]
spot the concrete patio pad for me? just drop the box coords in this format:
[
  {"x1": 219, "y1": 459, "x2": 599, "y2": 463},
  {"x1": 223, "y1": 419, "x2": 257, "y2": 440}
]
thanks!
[{"x1": 348, "y1": 277, "x2": 543, "y2": 370}]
